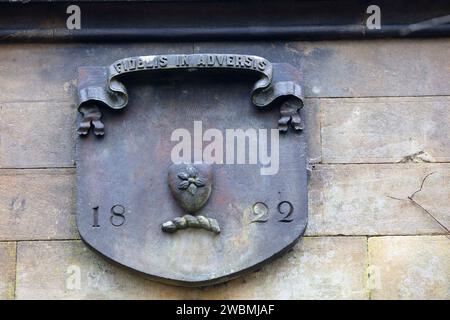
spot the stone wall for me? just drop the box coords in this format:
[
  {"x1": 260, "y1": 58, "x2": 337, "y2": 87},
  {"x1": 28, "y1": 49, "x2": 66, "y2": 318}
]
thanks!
[{"x1": 0, "y1": 39, "x2": 448, "y2": 299}]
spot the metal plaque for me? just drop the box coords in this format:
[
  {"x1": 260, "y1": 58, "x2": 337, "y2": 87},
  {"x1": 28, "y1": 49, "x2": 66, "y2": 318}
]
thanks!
[{"x1": 76, "y1": 54, "x2": 308, "y2": 286}]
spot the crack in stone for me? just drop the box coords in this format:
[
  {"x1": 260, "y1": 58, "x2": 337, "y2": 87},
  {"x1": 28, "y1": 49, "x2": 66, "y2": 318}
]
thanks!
[
  {"x1": 386, "y1": 172, "x2": 449, "y2": 234},
  {"x1": 409, "y1": 172, "x2": 435, "y2": 200}
]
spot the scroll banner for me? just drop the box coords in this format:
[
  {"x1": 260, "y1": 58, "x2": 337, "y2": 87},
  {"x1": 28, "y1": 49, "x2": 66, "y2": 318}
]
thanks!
[{"x1": 77, "y1": 54, "x2": 304, "y2": 135}]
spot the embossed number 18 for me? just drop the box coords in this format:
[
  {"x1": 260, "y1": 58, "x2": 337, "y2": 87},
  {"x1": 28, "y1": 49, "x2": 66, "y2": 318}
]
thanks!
[{"x1": 92, "y1": 205, "x2": 126, "y2": 228}]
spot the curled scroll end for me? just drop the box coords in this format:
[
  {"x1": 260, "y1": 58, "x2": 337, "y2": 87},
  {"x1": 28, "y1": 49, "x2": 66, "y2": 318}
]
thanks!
[
  {"x1": 77, "y1": 104, "x2": 104, "y2": 137},
  {"x1": 278, "y1": 96, "x2": 304, "y2": 133}
]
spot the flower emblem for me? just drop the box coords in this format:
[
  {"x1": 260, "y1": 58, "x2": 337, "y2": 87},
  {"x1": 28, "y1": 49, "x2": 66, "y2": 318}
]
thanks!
[{"x1": 177, "y1": 165, "x2": 206, "y2": 195}]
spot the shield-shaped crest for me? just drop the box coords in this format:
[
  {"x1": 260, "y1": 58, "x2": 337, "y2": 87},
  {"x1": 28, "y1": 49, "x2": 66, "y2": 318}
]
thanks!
[{"x1": 76, "y1": 54, "x2": 308, "y2": 286}]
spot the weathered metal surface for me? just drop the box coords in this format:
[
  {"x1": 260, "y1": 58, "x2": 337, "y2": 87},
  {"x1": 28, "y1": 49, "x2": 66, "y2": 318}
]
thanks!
[{"x1": 75, "y1": 54, "x2": 308, "y2": 286}]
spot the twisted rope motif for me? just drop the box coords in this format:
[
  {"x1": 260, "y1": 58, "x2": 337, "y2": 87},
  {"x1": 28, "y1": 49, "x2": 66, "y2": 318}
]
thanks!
[{"x1": 161, "y1": 215, "x2": 220, "y2": 234}]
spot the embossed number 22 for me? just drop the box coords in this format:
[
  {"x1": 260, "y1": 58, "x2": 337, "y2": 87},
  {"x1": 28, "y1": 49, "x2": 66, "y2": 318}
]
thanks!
[
  {"x1": 251, "y1": 201, "x2": 294, "y2": 223},
  {"x1": 92, "y1": 205, "x2": 126, "y2": 228}
]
